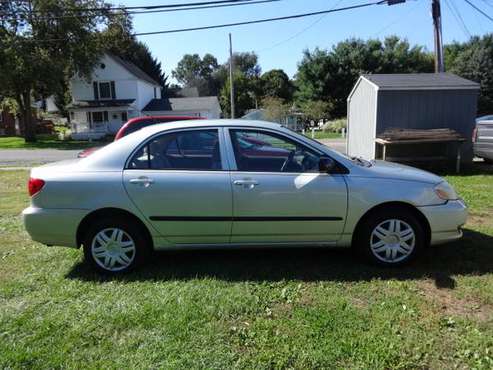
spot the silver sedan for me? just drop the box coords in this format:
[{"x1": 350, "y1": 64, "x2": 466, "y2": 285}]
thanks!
[{"x1": 23, "y1": 120, "x2": 467, "y2": 274}]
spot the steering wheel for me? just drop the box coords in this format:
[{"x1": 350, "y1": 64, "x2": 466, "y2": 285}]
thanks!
[{"x1": 280, "y1": 150, "x2": 295, "y2": 172}]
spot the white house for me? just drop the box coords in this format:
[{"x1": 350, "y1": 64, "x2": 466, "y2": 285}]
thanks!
[{"x1": 69, "y1": 53, "x2": 221, "y2": 140}]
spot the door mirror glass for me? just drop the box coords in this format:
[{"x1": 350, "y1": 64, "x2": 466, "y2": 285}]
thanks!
[{"x1": 319, "y1": 156, "x2": 335, "y2": 173}]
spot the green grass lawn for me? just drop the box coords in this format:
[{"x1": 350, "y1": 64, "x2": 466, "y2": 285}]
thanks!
[
  {"x1": 304, "y1": 131, "x2": 342, "y2": 140},
  {"x1": 0, "y1": 135, "x2": 103, "y2": 150},
  {"x1": 0, "y1": 168, "x2": 492, "y2": 369}
]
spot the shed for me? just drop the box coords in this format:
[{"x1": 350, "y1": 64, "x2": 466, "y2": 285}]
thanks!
[{"x1": 347, "y1": 73, "x2": 479, "y2": 163}]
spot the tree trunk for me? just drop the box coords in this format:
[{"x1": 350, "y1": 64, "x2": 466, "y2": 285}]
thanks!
[{"x1": 21, "y1": 91, "x2": 36, "y2": 142}]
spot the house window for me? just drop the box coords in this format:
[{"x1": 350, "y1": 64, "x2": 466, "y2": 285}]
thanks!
[
  {"x1": 99, "y1": 82, "x2": 111, "y2": 100},
  {"x1": 92, "y1": 111, "x2": 108, "y2": 122},
  {"x1": 153, "y1": 87, "x2": 157, "y2": 99},
  {"x1": 121, "y1": 112, "x2": 128, "y2": 122}
]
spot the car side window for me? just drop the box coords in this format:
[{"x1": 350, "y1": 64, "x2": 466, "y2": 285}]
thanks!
[
  {"x1": 121, "y1": 119, "x2": 152, "y2": 137},
  {"x1": 128, "y1": 129, "x2": 222, "y2": 170},
  {"x1": 229, "y1": 129, "x2": 321, "y2": 173}
]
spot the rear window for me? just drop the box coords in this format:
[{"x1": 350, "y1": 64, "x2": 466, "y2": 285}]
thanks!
[
  {"x1": 121, "y1": 119, "x2": 153, "y2": 137},
  {"x1": 120, "y1": 117, "x2": 200, "y2": 138}
]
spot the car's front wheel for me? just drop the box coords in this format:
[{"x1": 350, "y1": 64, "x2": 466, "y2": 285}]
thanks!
[
  {"x1": 83, "y1": 218, "x2": 150, "y2": 274},
  {"x1": 355, "y1": 208, "x2": 425, "y2": 266}
]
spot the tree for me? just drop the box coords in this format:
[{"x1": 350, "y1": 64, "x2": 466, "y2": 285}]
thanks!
[
  {"x1": 301, "y1": 100, "x2": 333, "y2": 124},
  {"x1": 217, "y1": 52, "x2": 261, "y2": 115},
  {"x1": 102, "y1": 12, "x2": 167, "y2": 88},
  {"x1": 172, "y1": 53, "x2": 219, "y2": 96},
  {"x1": 220, "y1": 72, "x2": 255, "y2": 118},
  {"x1": 446, "y1": 34, "x2": 493, "y2": 114},
  {"x1": 262, "y1": 96, "x2": 290, "y2": 123},
  {"x1": 295, "y1": 36, "x2": 434, "y2": 117},
  {"x1": 0, "y1": 0, "x2": 109, "y2": 141},
  {"x1": 260, "y1": 69, "x2": 293, "y2": 101}
]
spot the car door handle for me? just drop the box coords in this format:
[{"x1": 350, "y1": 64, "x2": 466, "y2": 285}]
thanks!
[
  {"x1": 233, "y1": 179, "x2": 259, "y2": 189},
  {"x1": 129, "y1": 176, "x2": 154, "y2": 187}
]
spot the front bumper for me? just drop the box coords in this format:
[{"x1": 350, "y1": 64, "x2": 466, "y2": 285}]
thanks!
[
  {"x1": 417, "y1": 199, "x2": 468, "y2": 245},
  {"x1": 22, "y1": 206, "x2": 89, "y2": 248}
]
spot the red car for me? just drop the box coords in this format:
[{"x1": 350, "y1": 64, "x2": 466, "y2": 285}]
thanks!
[{"x1": 77, "y1": 116, "x2": 204, "y2": 158}]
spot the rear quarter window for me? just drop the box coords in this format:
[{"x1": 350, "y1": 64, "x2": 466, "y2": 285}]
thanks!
[{"x1": 121, "y1": 119, "x2": 153, "y2": 137}]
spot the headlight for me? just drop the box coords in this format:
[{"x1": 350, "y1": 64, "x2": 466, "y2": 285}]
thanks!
[{"x1": 434, "y1": 181, "x2": 458, "y2": 201}]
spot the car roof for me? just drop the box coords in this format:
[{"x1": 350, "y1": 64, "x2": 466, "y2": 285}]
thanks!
[
  {"x1": 125, "y1": 115, "x2": 202, "y2": 124},
  {"x1": 140, "y1": 119, "x2": 284, "y2": 135}
]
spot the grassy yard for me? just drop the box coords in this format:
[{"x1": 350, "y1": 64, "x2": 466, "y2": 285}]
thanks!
[
  {"x1": 304, "y1": 131, "x2": 342, "y2": 140},
  {"x1": 0, "y1": 135, "x2": 102, "y2": 150},
  {"x1": 0, "y1": 168, "x2": 492, "y2": 368}
]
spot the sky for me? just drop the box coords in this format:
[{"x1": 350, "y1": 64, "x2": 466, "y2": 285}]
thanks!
[{"x1": 122, "y1": 0, "x2": 492, "y2": 82}]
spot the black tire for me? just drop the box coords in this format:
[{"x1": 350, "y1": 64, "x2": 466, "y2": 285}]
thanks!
[
  {"x1": 354, "y1": 207, "x2": 425, "y2": 267},
  {"x1": 82, "y1": 217, "x2": 151, "y2": 274}
]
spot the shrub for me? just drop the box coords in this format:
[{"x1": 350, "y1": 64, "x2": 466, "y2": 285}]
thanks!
[{"x1": 322, "y1": 118, "x2": 347, "y2": 133}]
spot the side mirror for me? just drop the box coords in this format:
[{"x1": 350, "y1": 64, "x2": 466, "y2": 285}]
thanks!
[{"x1": 319, "y1": 156, "x2": 335, "y2": 173}]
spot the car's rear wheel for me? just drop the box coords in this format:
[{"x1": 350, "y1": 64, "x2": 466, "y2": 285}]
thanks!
[
  {"x1": 355, "y1": 208, "x2": 425, "y2": 266},
  {"x1": 83, "y1": 218, "x2": 150, "y2": 274}
]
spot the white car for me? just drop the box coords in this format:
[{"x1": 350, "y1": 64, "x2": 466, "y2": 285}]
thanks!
[{"x1": 23, "y1": 120, "x2": 467, "y2": 274}]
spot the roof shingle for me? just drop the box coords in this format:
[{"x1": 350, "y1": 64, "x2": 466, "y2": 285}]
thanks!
[{"x1": 362, "y1": 73, "x2": 479, "y2": 90}]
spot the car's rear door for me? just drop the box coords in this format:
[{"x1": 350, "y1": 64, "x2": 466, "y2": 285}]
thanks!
[
  {"x1": 225, "y1": 128, "x2": 348, "y2": 244},
  {"x1": 123, "y1": 127, "x2": 232, "y2": 244}
]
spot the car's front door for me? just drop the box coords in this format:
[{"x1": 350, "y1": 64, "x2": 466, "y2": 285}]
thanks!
[
  {"x1": 123, "y1": 128, "x2": 232, "y2": 244},
  {"x1": 226, "y1": 128, "x2": 347, "y2": 244}
]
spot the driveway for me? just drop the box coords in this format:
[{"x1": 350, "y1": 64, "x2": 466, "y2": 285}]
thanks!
[
  {"x1": 319, "y1": 138, "x2": 347, "y2": 154},
  {"x1": 0, "y1": 149, "x2": 81, "y2": 166},
  {"x1": 0, "y1": 139, "x2": 347, "y2": 167}
]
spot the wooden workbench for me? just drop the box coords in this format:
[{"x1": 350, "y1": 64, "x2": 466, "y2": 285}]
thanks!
[{"x1": 375, "y1": 137, "x2": 466, "y2": 173}]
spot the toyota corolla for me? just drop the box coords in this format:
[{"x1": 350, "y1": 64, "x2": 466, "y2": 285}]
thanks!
[{"x1": 23, "y1": 120, "x2": 467, "y2": 274}]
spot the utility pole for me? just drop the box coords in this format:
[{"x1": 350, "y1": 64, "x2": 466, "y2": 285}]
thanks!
[
  {"x1": 431, "y1": 0, "x2": 445, "y2": 72},
  {"x1": 229, "y1": 33, "x2": 235, "y2": 119}
]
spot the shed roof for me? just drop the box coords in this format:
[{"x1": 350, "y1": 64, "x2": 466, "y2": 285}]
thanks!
[{"x1": 361, "y1": 73, "x2": 479, "y2": 90}]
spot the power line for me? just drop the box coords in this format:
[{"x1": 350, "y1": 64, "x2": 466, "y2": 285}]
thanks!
[
  {"x1": 1, "y1": 0, "x2": 280, "y2": 21},
  {"x1": 256, "y1": 0, "x2": 344, "y2": 53},
  {"x1": 133, "y1": 1, "x2": 387, "y2": 37},
  {"x1": 373, "y1": 0, "x2": 419, "y2": 36},
  {"x1": 478, "y1": 0, "x2": 493, "y2": 10},
  {"x1": 13, "y1": 1, "x2": 389, "y2": 43},
  {"x1": 3, "y1": 0, "x2": 266, "y2": 15},
  {"x1": 444, "y1": 0, "x2": 471, "y2": 37},
  {"x1": 463, "y1": 0, "x2": 493, "y2": 22}
]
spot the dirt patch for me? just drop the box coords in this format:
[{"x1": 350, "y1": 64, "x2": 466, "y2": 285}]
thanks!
[
  {"x1": 467, "y1": 211, "x2": 493, "y2": 228},
  {"x1": 418, "y1": 280, "x2": 492, "y2": 322},
  {"x1": 349, "y1": 297, "x2": 369, "y2": 310}
]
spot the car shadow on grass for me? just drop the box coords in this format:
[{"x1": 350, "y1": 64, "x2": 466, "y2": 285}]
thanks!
[{"x1": 66, "y1": 228, "x2": 493, "y2": 288}]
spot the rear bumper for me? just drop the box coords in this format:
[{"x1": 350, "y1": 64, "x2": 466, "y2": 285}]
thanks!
[
  {"x1": 22, "y1": 206, "x2": 88, "y2": 248},
  {"x1": 417, "y1": 199, "x2": 468, "y2": 245},
  {"x1": 474, "y1": 143, "x2": 493, "y2": 160}
]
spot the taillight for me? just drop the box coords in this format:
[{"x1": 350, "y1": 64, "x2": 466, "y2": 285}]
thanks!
[
  {"x1": 472, "y1": 127, "x2": 478, "y2": 143},
  {"x1": 28, "y1": 178, "x2": 45, "y2": 197}
]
